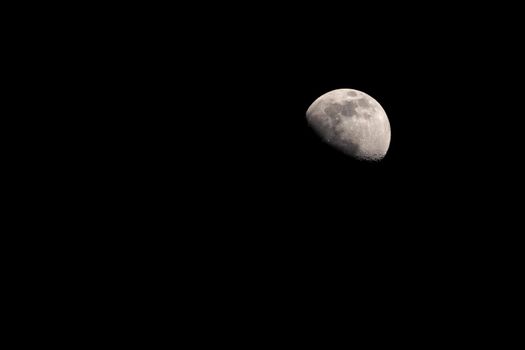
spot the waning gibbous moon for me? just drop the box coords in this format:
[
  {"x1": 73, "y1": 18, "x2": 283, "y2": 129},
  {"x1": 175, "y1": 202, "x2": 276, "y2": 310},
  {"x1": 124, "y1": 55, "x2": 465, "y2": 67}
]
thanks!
[{"x1": 306, "y1": 88, "x2": 391, "y2": 161}]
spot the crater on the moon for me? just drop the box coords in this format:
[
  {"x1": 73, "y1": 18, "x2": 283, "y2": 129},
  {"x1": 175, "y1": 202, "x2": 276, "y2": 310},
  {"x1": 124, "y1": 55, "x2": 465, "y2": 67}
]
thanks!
[{"x1": 347, "y1": 91, "x2": 358, "y2": 97}]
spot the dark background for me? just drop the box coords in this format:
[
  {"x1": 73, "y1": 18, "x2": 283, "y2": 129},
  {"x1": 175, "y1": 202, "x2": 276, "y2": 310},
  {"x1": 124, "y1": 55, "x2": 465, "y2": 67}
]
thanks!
[
  {"x1": 9, "y1": 3, "x2": 523, "y2": 340},
  {"x1": 113, "y1": 6, "x2": 523, "y2": 333},
  {"x1": 75, "y1": 4, "x2": 524, "y2": 254}
]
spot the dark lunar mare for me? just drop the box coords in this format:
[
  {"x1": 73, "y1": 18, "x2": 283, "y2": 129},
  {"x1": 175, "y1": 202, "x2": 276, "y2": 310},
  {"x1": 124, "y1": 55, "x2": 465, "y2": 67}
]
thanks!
[
  {"x1": 341, "y1": 100, "x2": 358, "y2": 117},
  {"x1": 324, "y1": 103, "x2": 342, "y2": 116},
  {"x1": 324, "y1": 99, "x2": 372, "y2": 119},
  {"x1": 357, "y1": 98, "x2": 370, "y2": 108}
]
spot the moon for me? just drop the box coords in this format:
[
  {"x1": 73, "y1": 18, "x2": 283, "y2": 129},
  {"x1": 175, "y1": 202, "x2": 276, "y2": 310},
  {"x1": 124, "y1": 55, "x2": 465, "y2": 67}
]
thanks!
[{"x1": 306, "y1": 89, "x2": 391, "y2": 161}]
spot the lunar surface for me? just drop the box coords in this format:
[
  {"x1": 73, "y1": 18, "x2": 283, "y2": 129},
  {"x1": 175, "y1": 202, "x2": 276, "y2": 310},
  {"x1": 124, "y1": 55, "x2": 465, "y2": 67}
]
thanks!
[{"x1": 306, "y1": 89, "x2": 391, "y2": 161}]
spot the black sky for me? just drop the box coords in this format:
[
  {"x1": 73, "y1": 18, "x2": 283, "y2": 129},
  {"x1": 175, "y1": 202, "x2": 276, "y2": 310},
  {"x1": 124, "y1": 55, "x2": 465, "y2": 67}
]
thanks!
[
  {"x1": 71, "y1": 3, "x2": 524, "y2": 268},
  {"x1": 111, "y1": 5, "x2": 521, "y2": 228},
  {"x1": 24, "y1": 5, "x2": 522, "y2": 333},
  {"x1": 7, "y1": 4, "x2": 523, "y2": 341}
]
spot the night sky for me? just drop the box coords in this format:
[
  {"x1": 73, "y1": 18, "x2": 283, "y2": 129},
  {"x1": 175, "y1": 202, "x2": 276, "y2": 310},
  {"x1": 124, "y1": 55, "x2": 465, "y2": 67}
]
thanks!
[
  {"x1": 120, "y1": 5, "x2": 523, "y2": 252},
  {"x1": 34, "y1": 3, "x2": 522, "y2": 337},
  {"x1": 49, "y1": 2, "x2": 519, "y2": 284}
]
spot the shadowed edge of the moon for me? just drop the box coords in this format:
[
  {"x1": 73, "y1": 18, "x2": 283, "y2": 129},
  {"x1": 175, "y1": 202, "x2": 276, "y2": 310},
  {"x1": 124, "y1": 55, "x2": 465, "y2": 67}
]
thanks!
[
  {"x1": 309, "y1": 119, "x2": 387, "y2": 161},
  {"x1": 331, "y1": 138, "x2": 387, "y2": 161},
  {"x1": 332, "y1": 137, "x2": 361, "y2": 159}
]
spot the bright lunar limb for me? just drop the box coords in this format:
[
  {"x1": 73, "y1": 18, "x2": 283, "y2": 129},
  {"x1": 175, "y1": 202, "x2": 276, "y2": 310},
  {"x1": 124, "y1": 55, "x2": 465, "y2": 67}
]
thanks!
[{"x1": 306, "y1": 89, "x2": 391, "y2": 161}]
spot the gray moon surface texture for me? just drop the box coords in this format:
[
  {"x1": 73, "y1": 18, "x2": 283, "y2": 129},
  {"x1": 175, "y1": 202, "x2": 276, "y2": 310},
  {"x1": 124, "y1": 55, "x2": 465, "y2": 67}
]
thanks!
[{"x1": 306, "y1": 89, "x2": 391, "y2": 161}]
